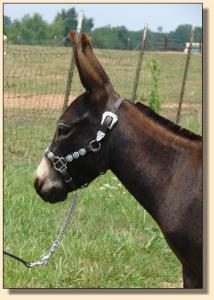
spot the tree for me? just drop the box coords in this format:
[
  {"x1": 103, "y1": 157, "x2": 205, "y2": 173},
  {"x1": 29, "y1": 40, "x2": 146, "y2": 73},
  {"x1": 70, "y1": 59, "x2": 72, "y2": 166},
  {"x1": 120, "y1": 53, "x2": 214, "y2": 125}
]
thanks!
[
  {"x1": 51, "y1": 9, "x2": 94, "y2": 45},
  {"x1": 168, "y1": 24, "x2": 202, "y2": 49},
  {"x1": 48, "y1": 15, "x2": 65, "y2": 42},
  {"x1": 91, "y1": 25, "x2": 130, "y2": 50},
  {"x1": 4, "y1": 11, "x2": 202, "y2": 50},
  {"x1": 4, "y1": 15, "x2": 11, "y2": 28},
  {"x1": 194, "y1": 26, "x2": 202, "y2": 43},
  {"x1": 53, "y1": 8, "x2": 78, "y2": 46},
  {"x1": 6, "y1": 19, "x2": 23, "y2": 43},
  {"x1": 82, "y1": 17, "x2": 94, "y2": 33},
  {"x1": 6, "y1": 13, "x2": 49, "y2": 44},
  {"x1": 23, "y1": 13, "x2": 49, "y2": 43},
  {"x1": 157, "y1": 26, "x2": 163, "y2": 33},
  {"x1": 168, "y1": 24, "x2": 192, "y2": 43}
]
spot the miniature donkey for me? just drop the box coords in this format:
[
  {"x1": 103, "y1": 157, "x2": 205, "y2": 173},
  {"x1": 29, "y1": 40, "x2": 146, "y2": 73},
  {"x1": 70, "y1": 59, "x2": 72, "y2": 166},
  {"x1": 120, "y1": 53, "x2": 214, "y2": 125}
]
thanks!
[{"x1": 35, "y1": 32, "x2": 202, "y2": 288}]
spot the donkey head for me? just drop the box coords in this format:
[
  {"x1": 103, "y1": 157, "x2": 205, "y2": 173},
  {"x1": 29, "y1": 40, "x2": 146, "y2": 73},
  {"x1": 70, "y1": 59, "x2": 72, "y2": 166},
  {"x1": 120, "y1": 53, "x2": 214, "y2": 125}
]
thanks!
[{"x1": 34, "y1": 32, "x2": 121, "y2": 203}]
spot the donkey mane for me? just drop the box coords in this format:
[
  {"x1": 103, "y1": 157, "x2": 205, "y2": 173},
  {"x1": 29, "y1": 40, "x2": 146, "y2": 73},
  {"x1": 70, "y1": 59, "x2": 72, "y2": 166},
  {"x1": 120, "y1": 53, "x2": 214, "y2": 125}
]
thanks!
[
  {"x1": 135, "y1": 101, "x2": 202, "y2": 141},
  {"x1": 35, "y1": 32, "x2": 202, "y2": 288}
]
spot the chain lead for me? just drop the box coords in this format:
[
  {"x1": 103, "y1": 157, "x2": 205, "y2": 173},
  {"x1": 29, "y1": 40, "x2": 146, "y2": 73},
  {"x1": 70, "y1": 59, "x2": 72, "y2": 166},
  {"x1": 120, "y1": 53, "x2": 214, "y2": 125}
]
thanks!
[{"x1": 26, "y1": 191, "x2": 78, "y2": 268}]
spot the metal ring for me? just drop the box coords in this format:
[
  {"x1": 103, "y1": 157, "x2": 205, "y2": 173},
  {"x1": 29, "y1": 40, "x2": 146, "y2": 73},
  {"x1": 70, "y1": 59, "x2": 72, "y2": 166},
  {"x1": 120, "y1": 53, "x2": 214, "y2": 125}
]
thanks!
[{"x1": 89, "y1": 140, "x2": 101, "y2": 152}]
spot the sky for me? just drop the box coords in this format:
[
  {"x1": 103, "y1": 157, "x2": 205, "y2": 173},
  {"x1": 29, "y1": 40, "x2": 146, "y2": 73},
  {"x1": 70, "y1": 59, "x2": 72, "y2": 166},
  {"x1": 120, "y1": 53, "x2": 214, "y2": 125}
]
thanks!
[{"x1": 4, "y1": 3, "x2": 202, "y2": 33}]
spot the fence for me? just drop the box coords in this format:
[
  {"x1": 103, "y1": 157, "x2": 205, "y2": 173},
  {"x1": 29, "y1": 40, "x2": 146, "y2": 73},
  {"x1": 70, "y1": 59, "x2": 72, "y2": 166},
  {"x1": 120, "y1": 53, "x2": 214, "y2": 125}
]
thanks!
[
  {"x1": 3, "y1": 38, "x2": 202, "y2": 282},
  {"x1": 4, "y1": 39, "x2": 202, "y2": 169},
  {"x1": 149, "y1": 40, "x2": 202, "y2": 53}
]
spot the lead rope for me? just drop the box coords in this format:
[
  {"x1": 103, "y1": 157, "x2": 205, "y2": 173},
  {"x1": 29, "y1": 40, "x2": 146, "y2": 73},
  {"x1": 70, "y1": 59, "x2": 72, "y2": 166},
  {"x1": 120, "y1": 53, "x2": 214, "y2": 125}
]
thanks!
[
  {"x1": 4, "y1": 98, "x2": 124, "y2": 268},
  {"x1": 4, "y1": 191, "x2": 78, "y2": 268}
]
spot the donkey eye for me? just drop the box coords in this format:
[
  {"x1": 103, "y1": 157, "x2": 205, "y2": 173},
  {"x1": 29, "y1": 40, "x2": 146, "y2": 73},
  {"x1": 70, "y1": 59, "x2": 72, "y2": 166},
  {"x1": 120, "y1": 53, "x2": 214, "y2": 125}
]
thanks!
[{"x1": 57, "y1": 123, "x2": 71, "y2": 136}]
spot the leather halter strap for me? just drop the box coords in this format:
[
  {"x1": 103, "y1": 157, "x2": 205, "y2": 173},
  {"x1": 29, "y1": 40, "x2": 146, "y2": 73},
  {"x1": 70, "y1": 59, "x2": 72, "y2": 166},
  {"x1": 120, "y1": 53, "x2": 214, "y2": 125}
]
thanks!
[
  {"x1": 45, "y1": 97, "x2": 124, "y2": 189},
  {"x1": 110, "y1": 97, "x2": 124, "y2": 114}
]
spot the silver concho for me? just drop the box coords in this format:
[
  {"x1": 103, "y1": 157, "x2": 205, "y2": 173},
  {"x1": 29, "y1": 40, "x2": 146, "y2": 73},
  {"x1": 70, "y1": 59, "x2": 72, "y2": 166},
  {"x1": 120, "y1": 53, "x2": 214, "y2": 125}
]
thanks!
[
  {"x1": 66, "y1": 154, "x2": 73, "y2": 162},
  {"x1": 79, "y1": 148, "x2": 86, "y2": 156},
  {"x1": 47, "y1": 152, "x2": 54, "y2": 159},
  {"x1": 73, "y1": 152, "x2": 80, "y2": 159}
]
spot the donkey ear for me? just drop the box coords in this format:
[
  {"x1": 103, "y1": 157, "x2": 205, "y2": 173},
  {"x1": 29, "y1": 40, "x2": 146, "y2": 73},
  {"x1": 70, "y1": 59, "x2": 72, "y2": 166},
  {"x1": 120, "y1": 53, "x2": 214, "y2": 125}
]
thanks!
[
  {"x1": 80, "y1": 33, "x2": 112, "y2": 89},
  {"x1": 70, "y1": 32, "x2": 104, "y2": 92}
]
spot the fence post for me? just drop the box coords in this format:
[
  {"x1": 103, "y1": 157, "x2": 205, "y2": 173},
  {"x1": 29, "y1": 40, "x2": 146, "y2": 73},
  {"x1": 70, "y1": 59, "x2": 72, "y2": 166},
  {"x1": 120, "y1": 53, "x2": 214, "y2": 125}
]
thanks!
[
  {"x1": 164, "y1": 34, "x2": 168, "y2": 51},
  {"x1": 62, "y1": 10, "x2": 84, "y2": 112},
  {"x1": 131, "y1": 24, "x2": 148, "y2": 102},
  {"x1": 176, "y1": 26, "x2": 195, "y2": 124},
  {"x1": 199, "y1": 40, "x2": 202, "y2": 53}
]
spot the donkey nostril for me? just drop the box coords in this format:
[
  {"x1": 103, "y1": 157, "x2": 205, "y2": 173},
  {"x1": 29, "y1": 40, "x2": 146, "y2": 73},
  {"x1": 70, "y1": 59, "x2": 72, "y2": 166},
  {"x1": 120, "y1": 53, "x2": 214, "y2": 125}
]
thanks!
[{"x1": 34, "y1": 177, "x2": 43, "y2": 192}]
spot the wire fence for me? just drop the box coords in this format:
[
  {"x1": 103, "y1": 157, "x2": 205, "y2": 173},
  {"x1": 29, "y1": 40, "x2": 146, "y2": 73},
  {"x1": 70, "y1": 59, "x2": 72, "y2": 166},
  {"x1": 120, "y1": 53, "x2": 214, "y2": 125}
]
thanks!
[
  {"x1": 4, "y1": 40, "x2": 202, "y2": 168},
  {"x1": 3, "y1": 38, "x2": 202, "y2": 267},
  {"x1": 3, "y1": 22, "x2": 202, "y2": 289}
]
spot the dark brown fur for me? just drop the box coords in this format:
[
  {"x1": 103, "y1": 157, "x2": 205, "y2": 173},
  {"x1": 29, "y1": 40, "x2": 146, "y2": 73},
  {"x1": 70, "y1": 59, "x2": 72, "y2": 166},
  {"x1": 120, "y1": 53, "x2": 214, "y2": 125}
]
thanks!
[{"x1": 35, "y1": 33, "x2": 202, "y2": 288}]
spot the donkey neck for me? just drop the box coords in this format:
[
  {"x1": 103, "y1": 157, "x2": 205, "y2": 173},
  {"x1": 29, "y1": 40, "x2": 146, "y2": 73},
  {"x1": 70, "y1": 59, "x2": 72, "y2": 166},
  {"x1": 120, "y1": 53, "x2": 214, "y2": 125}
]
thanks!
[{"x1": 109, "y1": 100, "x2": 201, "y2": 220}]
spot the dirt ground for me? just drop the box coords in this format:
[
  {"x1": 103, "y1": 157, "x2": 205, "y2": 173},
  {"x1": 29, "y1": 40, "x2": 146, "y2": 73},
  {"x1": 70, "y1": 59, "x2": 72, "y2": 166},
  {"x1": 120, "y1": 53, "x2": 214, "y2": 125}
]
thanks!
[
  {"x1": 4, "y1": 93, "x2": 76, "y2": 109},
  {"x1": 4, "y1": 92, "x2": 201, "y2": 111}
]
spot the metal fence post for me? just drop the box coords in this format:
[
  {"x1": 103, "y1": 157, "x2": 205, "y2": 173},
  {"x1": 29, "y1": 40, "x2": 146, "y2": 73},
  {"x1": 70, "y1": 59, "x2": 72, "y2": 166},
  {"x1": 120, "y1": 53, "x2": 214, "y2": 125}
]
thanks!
[
  {"x1": 164, "y1": 34, "x2": 168, "y2": 51},
  {"x1": 62, "y1": 10, "x2": 84, "y2": 112},
  {"x1": 131, "y1": 24, "x2": 148, "y2": 102},
  {"x1": 176, "y1": 26, "x2": 195, "y2": 124}
]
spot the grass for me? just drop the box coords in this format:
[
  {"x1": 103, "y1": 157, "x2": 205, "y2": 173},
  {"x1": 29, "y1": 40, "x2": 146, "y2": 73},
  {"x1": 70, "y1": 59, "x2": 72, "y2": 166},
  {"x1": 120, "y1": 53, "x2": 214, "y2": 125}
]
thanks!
[
  {"x1": 3, "y1": 45, "x2": 202, "y2": 288},
  {"x1": 4, "y1": 45, "x2": 202, "y2": 102},
  {"x1": 4, "y1": 164, "x2": 182, "y2": 288}
]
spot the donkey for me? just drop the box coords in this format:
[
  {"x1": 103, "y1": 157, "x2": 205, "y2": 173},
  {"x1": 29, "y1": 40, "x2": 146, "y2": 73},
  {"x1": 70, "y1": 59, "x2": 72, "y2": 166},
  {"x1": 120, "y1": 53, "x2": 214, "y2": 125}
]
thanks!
[{"x1": 35, "y1": 32, "x2": 202, "y2": 288}]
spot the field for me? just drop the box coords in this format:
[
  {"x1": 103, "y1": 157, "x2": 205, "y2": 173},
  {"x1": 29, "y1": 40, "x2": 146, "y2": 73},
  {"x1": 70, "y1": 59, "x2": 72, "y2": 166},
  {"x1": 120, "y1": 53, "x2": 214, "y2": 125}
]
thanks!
[{"x1": 3, "y1": 45, "x2": 202, "y2": 288}]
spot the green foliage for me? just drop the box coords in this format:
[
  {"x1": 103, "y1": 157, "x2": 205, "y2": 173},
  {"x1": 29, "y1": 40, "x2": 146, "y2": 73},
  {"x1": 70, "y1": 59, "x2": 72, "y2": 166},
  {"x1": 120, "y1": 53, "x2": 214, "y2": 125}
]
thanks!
[
  {"x1": 53, "y1": 8, "x2": 77, "y2": 46},
  {"x1": 48, "y1": 16, "x2": 65, "y2": 42},
  {"x1": 91, "y1": 26, "x2": 130, "y2": 49},
  {"x1": 145, "y1": 30, "x2": 164, "y2": 50},
  {"x1": 194, "y1": 26, "x2": 203, "y2": 43},
  {"x1": 180, "y1": 115, "x2": 202, "y2": 135},
  {"x1": 4, "y1": 8, "x2": 202, "y2": 49},
  {"x1": 4, "y1": 9, "x2": 94, "y2": 46},
  {"x1": 4, "y1": 15, "x2": 11, "y2": 28},
  {"x1": 49, "y1": 10, "x2": 94, "y2": 45},
  {"x1": 168, "y1": 24, "x2": 202, "y2": 43},
  {"x1": 147, "y1": 57, "x2": 164, "y2": 113},
  {"x1": 82, "y1": 17, "x2": 94, "y2": 33},
  {"x1": 5, "y1": 14, "x2": 49, "y2": 44},
  {"x1": 168, "y1": 24, "x2": 192, "y2": 43}
]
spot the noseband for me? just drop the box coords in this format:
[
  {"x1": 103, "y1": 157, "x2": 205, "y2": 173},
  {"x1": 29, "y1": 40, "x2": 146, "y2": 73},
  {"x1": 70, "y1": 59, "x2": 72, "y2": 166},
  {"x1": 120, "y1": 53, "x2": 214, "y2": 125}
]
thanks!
[{"x1": 45, "y1": 97, "x2": 124, "y2": 189}]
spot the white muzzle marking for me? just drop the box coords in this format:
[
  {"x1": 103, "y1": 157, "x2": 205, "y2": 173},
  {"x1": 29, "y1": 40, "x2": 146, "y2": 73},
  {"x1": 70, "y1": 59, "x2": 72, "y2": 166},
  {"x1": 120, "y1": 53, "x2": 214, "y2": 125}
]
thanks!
[{"x1": 36, "y1": 157, "x2": 54, "y2": 182}]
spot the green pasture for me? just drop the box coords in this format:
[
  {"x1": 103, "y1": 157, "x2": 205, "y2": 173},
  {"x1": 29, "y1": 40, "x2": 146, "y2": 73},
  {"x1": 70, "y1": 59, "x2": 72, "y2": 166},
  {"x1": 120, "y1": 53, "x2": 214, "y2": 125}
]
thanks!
[
  {"x1": 4, "y1": 162, "x2": 182, "y2": 288},
  {"x1": 4, "y1": 45, "x2": 202, "y2": 288},
  {"x1": 4, "y1": 45, "x2": 202, "y2": 102}
]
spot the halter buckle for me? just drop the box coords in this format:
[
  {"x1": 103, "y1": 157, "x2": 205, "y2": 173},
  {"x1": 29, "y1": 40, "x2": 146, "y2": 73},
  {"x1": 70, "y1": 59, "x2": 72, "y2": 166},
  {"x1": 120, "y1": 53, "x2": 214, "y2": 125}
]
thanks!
[{"x1": 101, "y1": 112, "x2": 118, "y2": 129}]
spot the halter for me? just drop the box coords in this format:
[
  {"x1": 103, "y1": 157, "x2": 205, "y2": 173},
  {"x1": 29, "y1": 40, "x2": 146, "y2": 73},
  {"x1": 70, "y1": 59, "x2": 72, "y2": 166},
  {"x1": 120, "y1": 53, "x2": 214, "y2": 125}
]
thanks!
[
  {"x1": 4, "y1": 97, "x2": 124, "y2": 268},
  {"x1": 45, "y1": 97, "x2": 124, "y2": 188}
]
